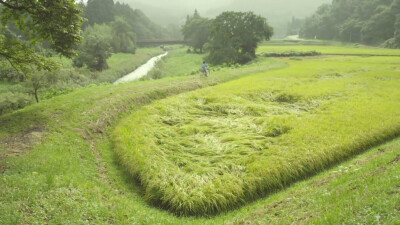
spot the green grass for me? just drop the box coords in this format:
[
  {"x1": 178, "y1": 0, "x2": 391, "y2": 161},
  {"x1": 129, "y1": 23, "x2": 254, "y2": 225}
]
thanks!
[
  {"x1": 262, "y1": 39, "x2": 348, "y2": 46},
  {"x1": 227, "y1": 138, "x2": 400, "y2": 225},
  {"x1": 143, "y1": 47, "x2": 206, "y2": 80},
  {"x1": 1, "y1": 44, "x2": 400, "y2": 224},
  {"x1": 0, "y1": 56, "x2": 283, "y2": 224},
  {"x1": 159, "y1": 48, "x2": 205, "y2": 76},
  {"x1": 257, "y1": 45, "x2": 400, "y2": 56},
  {"x1": 53, "y1": 47, "x2": 165, "y2": 83},
  {"x1": 0, "y1": 47, "x2": 165, "y2": 115},
  {"x1": 113, "y1": 55, "x2": 400, "y2": 215}
]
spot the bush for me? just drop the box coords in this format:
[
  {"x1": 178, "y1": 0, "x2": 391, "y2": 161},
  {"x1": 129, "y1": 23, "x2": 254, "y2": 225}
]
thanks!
[
  {"x1": 383, "y1": 37, "x2": 400, "y2": 49},
  {"x1": 0, "y1": 92, "x2": 32, "y2": 115},
  {"x1": 0, "y1": 67, "x2": 25, "y2": 82},
  {"x1": 258, "y1": 51, "x2": 322, "y2": 57}
]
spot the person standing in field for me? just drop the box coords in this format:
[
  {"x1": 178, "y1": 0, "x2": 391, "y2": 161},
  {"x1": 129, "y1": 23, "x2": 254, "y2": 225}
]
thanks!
[{"x1": 202, "y1": 61, "x2": 208, "y2": 77}]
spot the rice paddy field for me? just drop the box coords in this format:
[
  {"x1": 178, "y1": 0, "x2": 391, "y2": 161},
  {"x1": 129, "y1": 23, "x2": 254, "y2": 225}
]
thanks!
[
  {"x1": 257, "y1": 45, "x2": 400, "y2": 56},
  {"x1": 114, "y1": 53, "x2": 400, "y2": 215},
  {"x1": 1, "y1": 43, "x2": 400, "y2": 224}
]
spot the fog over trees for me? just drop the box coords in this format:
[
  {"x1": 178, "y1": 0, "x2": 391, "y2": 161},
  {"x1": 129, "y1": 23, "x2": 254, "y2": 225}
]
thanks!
[{"x1": 120, "y1": 0, "x2": 330, "y2": 37}]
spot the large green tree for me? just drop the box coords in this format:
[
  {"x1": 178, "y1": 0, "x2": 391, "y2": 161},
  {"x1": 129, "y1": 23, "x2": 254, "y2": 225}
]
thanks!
[
  {"x1": 182, "y1": 11, "x2": 211, "y2": 53},
  {"x1": 73, "y1": 24, "x2": 112, "y2": 71},
  {"x1": 111, "y1": 17, "x2": 136, "y2": 53},
  {"x1": 206, "y1": 11, "x2": 273, "y2": 65},
  {"x1": 0, "y1": 0, "x2": 84, "y2": 74}
]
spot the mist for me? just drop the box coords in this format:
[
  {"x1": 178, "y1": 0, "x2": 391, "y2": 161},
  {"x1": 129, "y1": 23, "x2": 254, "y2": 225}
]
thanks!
[{"x1": 119, "y1": 0, "x2": 331, "y2": 37}]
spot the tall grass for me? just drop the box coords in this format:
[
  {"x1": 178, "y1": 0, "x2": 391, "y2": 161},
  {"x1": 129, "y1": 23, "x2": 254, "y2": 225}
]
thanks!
[
  {"x1": 143, "y1": 47, "x2": 206, "y2": 80},
  {"x1": 113, "y1": 56, "x2": 400, "y2": 215},
  {"x1": 257, "y1": 45, "x2": 400, "y2": 56}
]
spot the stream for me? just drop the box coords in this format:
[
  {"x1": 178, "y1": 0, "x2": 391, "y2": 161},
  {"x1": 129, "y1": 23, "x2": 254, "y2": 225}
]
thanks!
[{"x1": 114, "y1": 51, "x2": 168, "y2": 84}]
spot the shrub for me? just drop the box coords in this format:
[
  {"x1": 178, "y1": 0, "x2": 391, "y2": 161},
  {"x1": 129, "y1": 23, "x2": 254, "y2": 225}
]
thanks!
[{"x1": 0, "y1": 92, "x2": 32, "y2": 115}]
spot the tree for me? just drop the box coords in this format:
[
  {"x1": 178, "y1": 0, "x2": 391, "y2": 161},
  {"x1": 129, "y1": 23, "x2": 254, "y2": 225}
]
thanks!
[
  {"x1": 111, "y1": 17, "x2": 136, "y2": 53},
  {"x1": 300, "y1": 0, "x2": 400, "y2": 48},
  {"x1": 206, "y1": 11, "x2": 273, "y2": 65},
  {"x1": 0, "y1": 0, "x2": 84, "y2": 74},
  {"x1": 85, "y1": 0, "x2": 115, "y2": 25},
  {"x1": 182, "y1": 11, "x2": 211, "y2": 53},
  {"x1": 361, "y1": 5, "x2": 396, "y2": 44},
  {"x1": 25, "y1": 71, "x2": 52, "y2": 103},
  {"x1": 113, "y1": 3, "x2": 168, "y2": 40},
  {"x1": 73, "y1": 24, "x2": 112, "y2": 71},
  {"x1": 287, "y1": 17, "x2": 304, "y2": 36}
]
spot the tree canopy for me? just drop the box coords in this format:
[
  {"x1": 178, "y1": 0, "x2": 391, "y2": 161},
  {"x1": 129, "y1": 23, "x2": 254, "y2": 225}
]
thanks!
[
  {"x1": 82, "y1": 1, "x2": 175, "y2": 40},
  {"x1": 300, "y1": 0, "x2": 400, "y2": 48},
  {"x1": 182, "y1": 10, "x2": 211, "y2": 53},
  {"x1": 206, "y1": 11, "x2": 273, "y2": 65},
  {"x1": 0, "y1": 0, "x2": 84, "y2": 74}
]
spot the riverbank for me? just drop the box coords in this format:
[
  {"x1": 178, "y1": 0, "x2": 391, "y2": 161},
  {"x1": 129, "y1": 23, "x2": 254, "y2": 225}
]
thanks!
[{"x1": 114, "y1": 52, "x2": 169, "y2": 84}]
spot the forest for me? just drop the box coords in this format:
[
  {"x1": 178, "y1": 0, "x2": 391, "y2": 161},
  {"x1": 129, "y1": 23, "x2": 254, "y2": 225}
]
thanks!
[{"x1": 300, "y1": 0, "x2": 400, "y2": 47}]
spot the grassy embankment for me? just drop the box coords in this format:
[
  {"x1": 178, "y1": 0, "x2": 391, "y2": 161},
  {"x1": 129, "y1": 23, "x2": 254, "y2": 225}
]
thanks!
[
  {"x1": 0, "y1": 47, "x2": 164, "y2": 115},
  {"x1": 114, "y1": 54, "x2": 400, "y2": 215},
  {"x1": 48, "y1": 47, "x2": 166, "y2": 85},
  {"x1": 1, "y1": 43, "x2": 399, "y2": 224},
  {"x1": 0, "y1": 52, "x2": 283, "y2": 224}
]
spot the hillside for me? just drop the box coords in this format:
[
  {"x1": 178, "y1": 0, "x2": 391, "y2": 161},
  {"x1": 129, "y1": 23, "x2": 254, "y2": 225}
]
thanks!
[
  {"x1": 1, "y1": 43, "x2": 399, "y2": 223},
  {"x1": 120, "y1": 0, "x2": 330, "y2": 37}
]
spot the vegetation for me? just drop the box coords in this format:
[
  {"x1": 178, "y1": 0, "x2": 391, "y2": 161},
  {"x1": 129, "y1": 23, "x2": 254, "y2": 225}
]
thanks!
[
  {"x1": 286, "y1": 16, "x2": 304, "y2": 36},
  {"x1": 258, "y1": 51, "x2": 321, "y2": 57},
  {"x1": 114, "y1": 52, "x2": 400, "y2": 215},
  {"x1": 300, "y1": 0, "x2": 400, "y2": 48},
  {"x1": 0, "y1": 43, "x2": 399, "y2": 223},
  {"x1": 182, "y1": 10, "x2": 211, "y2": 53},
  {"x1": 1, "y1": 0, "x2": 400, "y2": 223},
  {"x1": 0, "y1": 47, "x2": 164, "y2": 114},
  {"x1": 257, "y1": 44, "x2": 400, "y2": 56},
  {"x1": 73, "y1": 24, "x2": 113, "y2": 71},
  {"x1": 0, "y1": 0, "x2": 83, "y2": 74},
  {"x1": 206, "y1": 12, "x2": 273, "y2": 65},
  {"x1": 0, "y1": 54, "x2": 284, "y2": 224},
  {"x1": 228, "y1": 139, "x2": 400, "y2": 224},
  {"x1": 82, "y1": 0, "x2": 178, "y2": 40},
  {"x1": 143, "y1": 47, "x2": 206, "y2": 80}
]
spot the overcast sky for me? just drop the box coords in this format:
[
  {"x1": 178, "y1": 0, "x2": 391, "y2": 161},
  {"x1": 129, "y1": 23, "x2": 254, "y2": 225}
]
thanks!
[
  {"x1": 78, "y1": 0, "x2": 331, "y2": 36},
  {"x1": 119, "y1": 0, "x2": 330, "y2": 24}
]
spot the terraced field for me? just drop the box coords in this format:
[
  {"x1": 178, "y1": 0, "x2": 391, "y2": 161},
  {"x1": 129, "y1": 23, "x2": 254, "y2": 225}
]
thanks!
[
  {"x1": 114, "y1": 55, "x2": 400, "y2": 215},
  {"x1": 1, "y1": 44, "x2": 400, "y2": 224},
  {"x1": 257, "y1": 45, "x2": 400, "y2": 56}
]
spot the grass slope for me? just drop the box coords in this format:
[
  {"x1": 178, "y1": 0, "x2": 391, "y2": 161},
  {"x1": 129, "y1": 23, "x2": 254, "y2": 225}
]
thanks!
[
  {"x1": 114, "y1": 55, "x2": 400, "y2": 215},
  {"x1": 228, "y1": 138, "x2": 400, "y2": 225},
  {"x1": 1, "y1": 45, "x2": 399, "y2": 224},
  {"x1": 0, "y1": 56, "x2": 283, "y2": 224}
]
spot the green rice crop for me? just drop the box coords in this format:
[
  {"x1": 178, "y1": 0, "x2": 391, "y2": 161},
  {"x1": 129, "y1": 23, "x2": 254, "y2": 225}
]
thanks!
[
  {"x1": 257, "y1": 45, "x2": 400, "y2": 56},
  {"x1": 113, "y1": 55, "x2": 400, "y2": 216}
]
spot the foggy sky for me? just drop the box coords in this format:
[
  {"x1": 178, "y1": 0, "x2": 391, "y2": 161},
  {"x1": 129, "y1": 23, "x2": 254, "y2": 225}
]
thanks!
[{"x1": 119, "y1": 0, "x2": 331, "y2": 25}]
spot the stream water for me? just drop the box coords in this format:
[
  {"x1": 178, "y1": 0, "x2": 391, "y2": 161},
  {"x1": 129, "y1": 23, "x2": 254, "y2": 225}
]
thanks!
[{"x1": 114, "y1": 51, "x2": 168, "y2": 84}]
